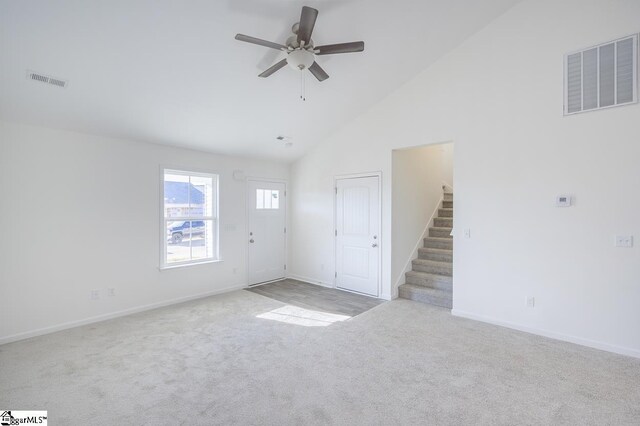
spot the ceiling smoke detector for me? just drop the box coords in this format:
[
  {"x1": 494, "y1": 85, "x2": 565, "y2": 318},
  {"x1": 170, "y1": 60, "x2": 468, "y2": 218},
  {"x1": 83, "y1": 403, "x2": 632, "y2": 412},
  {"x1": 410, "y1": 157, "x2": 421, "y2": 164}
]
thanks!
[{"x1": 26, "y1": 70, "x2": 68, "y2": 88}]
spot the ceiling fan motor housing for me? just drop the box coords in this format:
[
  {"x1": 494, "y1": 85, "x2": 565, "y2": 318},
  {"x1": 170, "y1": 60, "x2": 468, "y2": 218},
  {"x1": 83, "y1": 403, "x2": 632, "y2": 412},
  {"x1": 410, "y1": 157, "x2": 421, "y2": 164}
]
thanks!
[
  {"x1": 285, "y1": 34, "x2": 314, "y2": 50},
  {"x1": 287, "y1": 49, "x2": 314, "y2": 71}
]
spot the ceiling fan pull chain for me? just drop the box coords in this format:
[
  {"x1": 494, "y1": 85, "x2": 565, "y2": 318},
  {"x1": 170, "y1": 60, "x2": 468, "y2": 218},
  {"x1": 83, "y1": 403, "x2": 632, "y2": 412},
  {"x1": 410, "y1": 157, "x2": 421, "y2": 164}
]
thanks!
[{"x1": 300, "y1": 70, "x2": 306, "y2": 101}]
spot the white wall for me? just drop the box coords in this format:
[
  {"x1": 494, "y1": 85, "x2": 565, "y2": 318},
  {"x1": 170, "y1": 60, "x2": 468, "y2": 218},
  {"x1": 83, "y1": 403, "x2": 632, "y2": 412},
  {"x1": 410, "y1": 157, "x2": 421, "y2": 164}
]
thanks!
[
  {"x1": 289, "y1": 0, "x2": 640, "y2": 357},
  {"x1": 441, "y1": 143, "x2": 454, "y2": 189},
  {"x1": 392, "y1": 143, "x2": 453, "y2": 289},
  {"x1": 0, "y1": 121, "x2": 289, "y2": 342}
]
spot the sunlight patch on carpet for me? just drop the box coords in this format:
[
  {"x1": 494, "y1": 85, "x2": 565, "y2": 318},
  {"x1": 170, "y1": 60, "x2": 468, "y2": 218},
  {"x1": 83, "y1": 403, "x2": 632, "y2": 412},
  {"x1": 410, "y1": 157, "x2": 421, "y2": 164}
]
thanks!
[{"x1": 256, "y1": 305, "x2": 351, "y2": 327}]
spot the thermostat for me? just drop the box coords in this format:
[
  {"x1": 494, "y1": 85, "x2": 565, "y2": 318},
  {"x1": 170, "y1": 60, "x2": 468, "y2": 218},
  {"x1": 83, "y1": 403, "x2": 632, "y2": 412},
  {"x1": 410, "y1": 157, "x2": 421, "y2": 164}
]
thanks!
[{"x1": 556, "y1": 195, "x2": 572, "y2": 207}]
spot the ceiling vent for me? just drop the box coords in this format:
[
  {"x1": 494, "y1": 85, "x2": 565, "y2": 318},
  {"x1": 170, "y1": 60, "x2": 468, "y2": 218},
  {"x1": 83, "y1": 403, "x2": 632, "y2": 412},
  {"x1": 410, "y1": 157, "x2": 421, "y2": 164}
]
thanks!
[
  {"x1": 564, "y1": 34, "x2": 638, "y2": 115},
  {"x1": 26, "y1": 70, "x2": 68, "y2": 88}
]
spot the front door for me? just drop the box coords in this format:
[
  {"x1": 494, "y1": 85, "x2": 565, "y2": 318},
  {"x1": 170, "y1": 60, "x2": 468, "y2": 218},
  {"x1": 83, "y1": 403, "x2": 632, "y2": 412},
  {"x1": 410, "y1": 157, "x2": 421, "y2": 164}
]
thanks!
[
  {"x1": 248, "y1": 180, "x2": 286, "y2": 285},
  {"x1": 335, "y1": 175, "x2": 380, "y2": 296}
]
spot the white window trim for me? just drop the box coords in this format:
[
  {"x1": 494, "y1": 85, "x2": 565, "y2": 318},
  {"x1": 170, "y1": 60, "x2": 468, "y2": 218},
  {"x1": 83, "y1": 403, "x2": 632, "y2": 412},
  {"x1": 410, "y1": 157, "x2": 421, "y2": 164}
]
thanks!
[{"x1": 159, "y1": 167, "x2": 220, "y2": 269}]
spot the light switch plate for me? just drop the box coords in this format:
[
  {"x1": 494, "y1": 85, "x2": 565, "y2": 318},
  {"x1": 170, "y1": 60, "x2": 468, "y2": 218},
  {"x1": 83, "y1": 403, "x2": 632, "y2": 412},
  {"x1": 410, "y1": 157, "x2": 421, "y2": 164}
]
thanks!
[{"x1": 615, "y1": 235, "x2": 634, "y2": 248}]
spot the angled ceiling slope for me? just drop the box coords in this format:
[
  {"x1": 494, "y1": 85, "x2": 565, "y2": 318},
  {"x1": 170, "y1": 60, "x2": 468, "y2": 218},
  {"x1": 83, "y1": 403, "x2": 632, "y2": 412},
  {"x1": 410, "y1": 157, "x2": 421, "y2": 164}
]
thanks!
[{"x1": 0, "y1": 0, "x2": 520, "y2": 162}]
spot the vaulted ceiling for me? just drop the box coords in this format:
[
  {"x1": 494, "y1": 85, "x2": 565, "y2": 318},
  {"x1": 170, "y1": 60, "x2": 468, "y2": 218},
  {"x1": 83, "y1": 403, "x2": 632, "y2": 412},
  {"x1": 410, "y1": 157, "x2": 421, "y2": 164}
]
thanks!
[{"x1": 0, "y1": 0, "x2": 519, "y2": 161}]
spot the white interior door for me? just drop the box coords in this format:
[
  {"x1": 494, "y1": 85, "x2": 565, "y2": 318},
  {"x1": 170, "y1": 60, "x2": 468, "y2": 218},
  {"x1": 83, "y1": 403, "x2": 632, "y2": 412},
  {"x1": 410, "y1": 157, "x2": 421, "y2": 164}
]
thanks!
[
  {"x1": 248, "y1": 180, "x2": 286, "y2": 285},
  {"x1": 335, "y1": 175, "x2": 380, "y2": 296}
]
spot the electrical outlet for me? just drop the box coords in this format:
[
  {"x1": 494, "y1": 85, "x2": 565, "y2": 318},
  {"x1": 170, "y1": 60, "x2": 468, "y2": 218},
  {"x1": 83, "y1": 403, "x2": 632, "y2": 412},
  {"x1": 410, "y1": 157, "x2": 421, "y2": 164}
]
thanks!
[
  {"x1": 615, "y1": 235, "x2": 633, "y2": 248},
  {"x1": 107, "y1": 288, "x2": 116, "y2": 297},
  {"x1": 526, "y1": 296, "x2": 535, "y2": 308},
  {"x1": 90, "y1": 290, "x2": 100, "y2": 300}
]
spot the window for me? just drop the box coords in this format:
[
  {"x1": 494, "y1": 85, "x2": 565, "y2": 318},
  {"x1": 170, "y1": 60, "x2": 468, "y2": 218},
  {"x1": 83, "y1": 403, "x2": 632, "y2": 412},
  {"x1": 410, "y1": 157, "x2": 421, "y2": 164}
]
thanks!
[
  {"x1": 564, "y1": 34, "x2": 638, "y2": 115},
  {"x1": 162, "y1": 169, "x2": 218, "y2": 267},
  {"x1": 256, "y1": 189, "x2": 280, "y2": 209}
]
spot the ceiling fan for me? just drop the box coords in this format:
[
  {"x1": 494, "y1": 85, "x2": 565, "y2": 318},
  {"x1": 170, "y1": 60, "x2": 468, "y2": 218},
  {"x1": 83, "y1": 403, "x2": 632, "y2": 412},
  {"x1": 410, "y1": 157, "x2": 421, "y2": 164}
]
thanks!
[{"x1": 235, "y1": 6, "x2": 364, "y2": 82}]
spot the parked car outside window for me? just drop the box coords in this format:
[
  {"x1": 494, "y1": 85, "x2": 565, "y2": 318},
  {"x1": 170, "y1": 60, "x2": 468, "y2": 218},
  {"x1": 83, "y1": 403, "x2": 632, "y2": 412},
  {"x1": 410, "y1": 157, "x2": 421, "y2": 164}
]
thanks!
[{"x1": 167, "y1": 220, "x2": 205, "y2": 244}]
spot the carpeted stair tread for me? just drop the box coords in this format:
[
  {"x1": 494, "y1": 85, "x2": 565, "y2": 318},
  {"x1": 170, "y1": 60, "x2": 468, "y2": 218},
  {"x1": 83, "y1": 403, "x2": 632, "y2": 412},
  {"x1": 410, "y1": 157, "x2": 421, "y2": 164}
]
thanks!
[
  {"x1": 411, "y1": 259, "x2": 453, "y2": 276},
  {"x1": 424, "y1": 237, "x2": 453, "y2": 249},
  {"x1": 434, "y1": 217, "x2": 453, "y2": 227},
  {"x1": 429, "y1": 227, "x2": 453, "y2": 238},
  {"x1": 438, "y1": 208, "x2": 454, "y2": 218},
  {"x1": 418, "y1": 247, "x2": 453, "y2": 262},
  {"x1": 398, "y1": 284, "x2": 453, "y2": 309},
  {"x1": 405, "y1": 270, "x2": 453, "y2": 291}
]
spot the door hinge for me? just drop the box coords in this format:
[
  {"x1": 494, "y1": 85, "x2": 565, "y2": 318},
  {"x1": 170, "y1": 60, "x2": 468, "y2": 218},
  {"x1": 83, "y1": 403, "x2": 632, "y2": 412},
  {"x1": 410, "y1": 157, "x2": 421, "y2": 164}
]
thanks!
[
  {"x1": 284, "y1": 264, "x2": 287, "y2": 270},
  {"x1": 335, "y1": 271, "x2": 337, "y2": 278},
  {"x1": 284, "y1": 227, "x2": 286, "y2": 234},
  {"x1": 335, "y1": 187, "x2": 338, "y2": 195},
  {"x1": 335, "y1": 229, "x2": 337, "y2": 237}
]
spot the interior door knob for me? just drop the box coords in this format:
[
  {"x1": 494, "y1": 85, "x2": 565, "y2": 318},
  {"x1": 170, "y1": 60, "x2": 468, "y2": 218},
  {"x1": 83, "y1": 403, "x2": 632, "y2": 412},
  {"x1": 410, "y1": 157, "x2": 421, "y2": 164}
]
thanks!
[
  {"x1": 372, "y1": 243, "x2": 378, "y2": 247},
  {"x1": 250, "y1": 239, "x2": 255, "y2": 243}
]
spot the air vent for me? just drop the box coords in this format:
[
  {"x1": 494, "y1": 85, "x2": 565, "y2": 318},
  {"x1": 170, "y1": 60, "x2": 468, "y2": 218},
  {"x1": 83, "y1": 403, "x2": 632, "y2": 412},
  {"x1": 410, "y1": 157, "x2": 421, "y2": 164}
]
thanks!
[
  {"x1": 564, "y1": 34, "x2": 638, "y2": 115},
  {"x1": 26, "y1": 71, "x2": 68, "y2": 88}
]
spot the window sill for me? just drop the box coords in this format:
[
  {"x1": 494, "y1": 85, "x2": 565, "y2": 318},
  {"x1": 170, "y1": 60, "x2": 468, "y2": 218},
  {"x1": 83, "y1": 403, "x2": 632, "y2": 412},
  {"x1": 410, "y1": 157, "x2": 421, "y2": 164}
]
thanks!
[{"x1": 159, "y1": 259, "x2": 223, "y2": 271}]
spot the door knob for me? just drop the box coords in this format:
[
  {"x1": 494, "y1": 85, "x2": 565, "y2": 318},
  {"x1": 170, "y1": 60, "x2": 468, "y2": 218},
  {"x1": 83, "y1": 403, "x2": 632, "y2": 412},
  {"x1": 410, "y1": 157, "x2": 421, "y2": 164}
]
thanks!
[
  {"x1": 250, "y1": 239, "x2": 255, "y2": 243},
  {"x1": 372, "y1": 243, "x2": 378, "y2": 247}
]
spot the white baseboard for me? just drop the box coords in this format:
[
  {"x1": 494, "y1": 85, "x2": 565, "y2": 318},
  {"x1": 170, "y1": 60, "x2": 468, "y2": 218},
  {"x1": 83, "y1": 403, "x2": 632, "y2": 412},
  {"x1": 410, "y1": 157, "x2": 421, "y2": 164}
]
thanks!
[
  {"x1": 451, "y1": 309, "x2": 640, "y2": 359},
  {"x1": 286, "y1": 274, "x2": 335, "y2": 288},
  {"x1": 0, "y1": 284, "x2": 247, "y2": 346}
]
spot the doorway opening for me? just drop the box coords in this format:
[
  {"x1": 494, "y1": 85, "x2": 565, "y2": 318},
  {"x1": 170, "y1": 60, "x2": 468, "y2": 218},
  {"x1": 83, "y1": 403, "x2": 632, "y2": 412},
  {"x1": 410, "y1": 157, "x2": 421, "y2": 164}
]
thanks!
[{"x1": 392, "y1": 142, "x2": 454, "y2": 308}]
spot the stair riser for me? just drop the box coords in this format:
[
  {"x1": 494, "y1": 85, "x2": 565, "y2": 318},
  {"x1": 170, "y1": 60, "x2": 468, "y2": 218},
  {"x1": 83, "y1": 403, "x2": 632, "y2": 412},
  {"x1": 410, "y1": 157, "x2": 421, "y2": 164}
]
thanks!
[
  {"x1": 406, "y1": 274, "x2": 453, "y2": 291},
  {"x1": 444, "y1": 193, "x2": 453, "y2": 202},
  {"x1": 398, "y1": 287, "x2": 452, "y2": 309},
  {"x1": 429, "y1": 228, "x2": 452, "y2": 238},
  {"x1": 434, "y1": 218, "x2": 453, "y2": 228},
  {"x1": 424, "y1": 238, "x2": 453, "y2": 250},
  {"x1": 418, "y1": 251, "x2": 453, "y2": 262},
  {"x1": 411, "y1": 261, "x2": 452, "y2": 276},
  {"x1": 442, "y1": 200, "x2": 453, "y2": 209},
  {"x1": 438, "y1": 209, "x2": 453, "y2": 218}
]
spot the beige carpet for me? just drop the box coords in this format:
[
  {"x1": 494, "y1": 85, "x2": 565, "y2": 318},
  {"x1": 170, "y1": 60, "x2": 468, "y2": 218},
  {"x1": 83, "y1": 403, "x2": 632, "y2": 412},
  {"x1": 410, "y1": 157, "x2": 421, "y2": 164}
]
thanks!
[{"x1": 1, "y1": 290, "x2": 639, "y2": 425}]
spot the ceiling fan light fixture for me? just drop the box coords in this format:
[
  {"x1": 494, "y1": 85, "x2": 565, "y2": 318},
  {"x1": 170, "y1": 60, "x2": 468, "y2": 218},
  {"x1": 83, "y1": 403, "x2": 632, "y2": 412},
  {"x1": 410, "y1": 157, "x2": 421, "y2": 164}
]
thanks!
[{"x1": 286, "y1": 49, "x2": 314, "y2": 71}]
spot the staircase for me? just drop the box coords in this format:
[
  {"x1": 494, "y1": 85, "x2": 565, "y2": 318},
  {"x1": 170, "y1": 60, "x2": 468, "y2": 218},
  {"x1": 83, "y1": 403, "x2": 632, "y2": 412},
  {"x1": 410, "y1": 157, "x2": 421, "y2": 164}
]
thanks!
[{"x1": 398, "y1": 192, "x2": 453, "y2": 309}]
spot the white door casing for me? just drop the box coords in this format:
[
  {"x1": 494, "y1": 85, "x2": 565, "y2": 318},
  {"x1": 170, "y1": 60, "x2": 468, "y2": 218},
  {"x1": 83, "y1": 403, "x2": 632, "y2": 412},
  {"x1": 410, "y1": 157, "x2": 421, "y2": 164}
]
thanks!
[
  {"x1": 335, "y1": 175, "x2": 380, "y2": 297},
  {"x1": 248, "y1": 180, "x2": 286, "y2": 285}
]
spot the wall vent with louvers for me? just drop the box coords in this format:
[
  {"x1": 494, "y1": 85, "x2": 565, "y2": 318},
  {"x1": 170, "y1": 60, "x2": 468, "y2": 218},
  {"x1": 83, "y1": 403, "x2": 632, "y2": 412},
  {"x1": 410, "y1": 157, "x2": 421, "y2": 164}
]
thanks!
[
  {"x1": 26, "y1": 71, "x2": 68, "y2": 88},
  {"x1": 564, "y1": 34, "x2": 638, "y2": 115}
]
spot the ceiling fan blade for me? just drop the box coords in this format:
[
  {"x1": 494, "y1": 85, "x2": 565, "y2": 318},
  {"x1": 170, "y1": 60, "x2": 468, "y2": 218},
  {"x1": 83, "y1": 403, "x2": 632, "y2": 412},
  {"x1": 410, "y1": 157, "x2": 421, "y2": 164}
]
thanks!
[
  {"x1": 259, "y1": 59, "x2": 288, "y2": 78},
  {"x1": 297, "y1": 6, "x2": 318, "y2": 45},
  {"x1": 315, "y1": 41, "x2": 365, "y2": 55},
  {"x1": 309, "y1": 61, "x2": 329, "y2": 82},
  {"x1": 235, "y1": 34, "x2": 286, "y2": 51}
]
